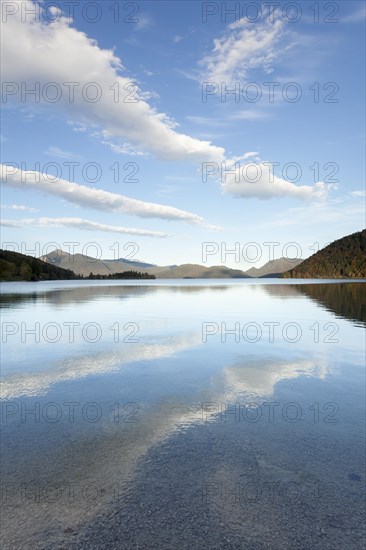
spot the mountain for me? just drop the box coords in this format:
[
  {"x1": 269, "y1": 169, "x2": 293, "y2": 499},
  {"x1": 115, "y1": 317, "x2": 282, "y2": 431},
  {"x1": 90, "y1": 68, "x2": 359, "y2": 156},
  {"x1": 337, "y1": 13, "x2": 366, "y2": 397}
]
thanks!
[
  {"x1": 244, "y1": 257, "x2": 303, "y2": 278},
  {"x1": 102, "y1": 258, "x2": 155, "y2": 269},
  {"x1": 40, "y1": 249, "x2": 155, "y2": 277},
  {"x1": 150, "y1": 264, "x2": 251, "y2": 279},
  {"x1": 39, "y1": 250, "x2": 251, "y2": 278},
  {"x1": 282, "y1": 230, "x2": 366, "y2": 278},
  {"x1": 0, "y1": 249, "x2": 78, "y2": 281}
]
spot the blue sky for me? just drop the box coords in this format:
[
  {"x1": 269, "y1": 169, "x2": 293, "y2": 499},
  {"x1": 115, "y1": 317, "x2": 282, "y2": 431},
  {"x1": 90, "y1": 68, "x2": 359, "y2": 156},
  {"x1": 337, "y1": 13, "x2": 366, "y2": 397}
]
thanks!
[{"x1": 1, "y1": 0, "x2": 365, "y2": 268}]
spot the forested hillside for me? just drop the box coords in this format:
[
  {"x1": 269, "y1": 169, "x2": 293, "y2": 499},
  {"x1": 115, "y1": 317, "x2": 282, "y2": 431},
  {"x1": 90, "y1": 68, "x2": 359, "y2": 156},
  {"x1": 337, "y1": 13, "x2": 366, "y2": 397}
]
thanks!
[
  {"x1": 0, "y1": 250, "x2": 78, "y2": 281},
  {"x1": 283, "y1": 230, "x2": 366, "y2": 278}
]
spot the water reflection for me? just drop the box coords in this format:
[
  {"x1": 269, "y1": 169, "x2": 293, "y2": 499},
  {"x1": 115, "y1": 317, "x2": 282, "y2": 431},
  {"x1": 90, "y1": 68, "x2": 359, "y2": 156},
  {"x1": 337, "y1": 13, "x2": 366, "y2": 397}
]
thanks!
[
  {"x1": 1, "y1": 332, "x2": 202, "y2": 399},
  {"x1": 222, "y1": 355, "x2": 329, "y2": 400},
  {"x1": 1, "y1": 280, "x2": 365, "y2": 549},
  {"x1": 0, "y1": 285, "x2": 153, "y2": 308},
  {"x1": 0, "y1": 283, "x2": 230, "y2": 308},
  {"x1": 264, "y1": 282, "x2": 366, "y2": 325},
  {"x1": 295, "y1": 283, "x2": 366, "y2": 326}
]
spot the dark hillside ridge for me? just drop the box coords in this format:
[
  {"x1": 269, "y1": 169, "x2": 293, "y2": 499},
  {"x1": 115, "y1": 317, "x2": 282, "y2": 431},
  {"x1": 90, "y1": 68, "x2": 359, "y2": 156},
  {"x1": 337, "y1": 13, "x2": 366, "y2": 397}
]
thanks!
[{"x1": 282, "y1": 230, "x2": 366, "y2": 279}]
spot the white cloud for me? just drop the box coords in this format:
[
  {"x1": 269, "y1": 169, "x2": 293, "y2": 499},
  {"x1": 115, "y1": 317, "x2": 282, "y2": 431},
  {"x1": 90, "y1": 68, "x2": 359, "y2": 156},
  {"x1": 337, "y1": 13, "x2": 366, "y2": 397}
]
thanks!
[
  {"x1": 100, "y1": 137, "x2": 147, "y2": 157},
  {"x1": 173, "y1": 34, "x2": 183, "y2": 43},
  {"x1": 135, "y1": 14, "x2": 153, "y2": 31},
  {"x1": 188, "y1": 111, "x2": 268, "y2": 126},
  {"x1": 1, "y1": 1, "x2": 224, "y2": 163},
  {"x1": 43, "y1": 146, "x2": 84, "y2": 160},
  {"x1": 221, "y1": 161, "x2": 332, "y2": 200},
  {"x1": 350, "y1": 190, "x2": 366, "y2": 197},
  {"x1": 0, "y1": 164, "x2": 216, "y2": 226},
  {"x1": 230, "y1": 110, "x2": 269, "y2": 121},
  {"x1": 1, "y1": 217, "x2": 170, "y2": 237},
  {"x1": 199, "y1": 13, "x2": 289, "y2": 83},
  {"x1": 1, "y1": 204, "x2": 38, "y2": 212},
  {"x1": 186, "y1": 115, "x2": 229, "y2": 127}
]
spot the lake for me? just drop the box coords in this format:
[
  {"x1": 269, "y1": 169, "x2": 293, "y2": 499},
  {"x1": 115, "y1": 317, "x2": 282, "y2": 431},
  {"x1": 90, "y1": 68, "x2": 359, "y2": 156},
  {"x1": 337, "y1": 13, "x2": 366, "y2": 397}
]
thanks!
[{"x1": 1, "y1": 279, "x2": 365, "y2": 549}]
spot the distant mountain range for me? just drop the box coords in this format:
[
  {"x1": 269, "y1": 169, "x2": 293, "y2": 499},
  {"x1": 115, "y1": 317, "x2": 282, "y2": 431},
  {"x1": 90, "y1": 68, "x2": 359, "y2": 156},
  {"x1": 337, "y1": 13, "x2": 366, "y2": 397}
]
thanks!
[
  {"x1": 39, "y1": 249, "x2": 154, "y2": 277},
  {"x1": 282, "y1": 229, "x2": 366, "y2": 278},
  {"x1": 245, "y1": 257, "x2": 303, "y2": 277},
  {"x1": 2, "y1": 230, "x2": 365, "y2": 281},
  {"x1": 39, "y1": 250, "x2": 303, "y2": 279}
]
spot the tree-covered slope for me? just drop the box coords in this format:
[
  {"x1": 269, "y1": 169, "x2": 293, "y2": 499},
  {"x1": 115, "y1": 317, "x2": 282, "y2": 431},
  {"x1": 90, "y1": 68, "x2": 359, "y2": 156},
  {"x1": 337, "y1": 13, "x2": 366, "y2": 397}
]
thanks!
[
  {"x1": 0, "y1": 250, "x2": 78, "y2": 281},
  {"x1": 283, "y1": 230, "x2": 366, "y2": 278}
]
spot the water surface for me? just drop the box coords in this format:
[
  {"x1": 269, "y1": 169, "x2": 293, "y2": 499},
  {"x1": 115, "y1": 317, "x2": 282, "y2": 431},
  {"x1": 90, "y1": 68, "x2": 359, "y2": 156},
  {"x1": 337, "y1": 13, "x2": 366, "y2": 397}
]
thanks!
[{"x1": 1, "y1": 280, "x2": 365, "y2": 549}]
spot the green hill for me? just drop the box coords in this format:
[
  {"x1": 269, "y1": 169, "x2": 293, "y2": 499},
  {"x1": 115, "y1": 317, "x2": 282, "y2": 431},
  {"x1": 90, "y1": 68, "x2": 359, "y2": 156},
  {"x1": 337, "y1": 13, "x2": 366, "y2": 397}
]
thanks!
[
  {"x1": 283, "y1": 230, "x2": 366, "y2": 279},
  {"x1": 0, "y1": 249, "x2": 78, "y2": 281},
  {"x1": 0, "y1": 250, "x2": 156, "y2": 282}
]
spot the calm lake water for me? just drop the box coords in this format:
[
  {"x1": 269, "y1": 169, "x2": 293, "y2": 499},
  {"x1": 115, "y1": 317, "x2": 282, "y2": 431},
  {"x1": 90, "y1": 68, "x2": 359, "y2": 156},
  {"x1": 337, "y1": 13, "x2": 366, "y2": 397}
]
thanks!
[{"x1": 1, "y1": 280, "x2": 365, "y2": 549}]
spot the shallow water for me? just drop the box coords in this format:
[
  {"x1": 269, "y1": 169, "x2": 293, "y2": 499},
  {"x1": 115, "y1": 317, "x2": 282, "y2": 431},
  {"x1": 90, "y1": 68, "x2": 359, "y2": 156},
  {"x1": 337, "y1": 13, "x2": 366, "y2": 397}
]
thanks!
[{"x1": 1, "y1": 280, "x2": 365, "y2": 549}]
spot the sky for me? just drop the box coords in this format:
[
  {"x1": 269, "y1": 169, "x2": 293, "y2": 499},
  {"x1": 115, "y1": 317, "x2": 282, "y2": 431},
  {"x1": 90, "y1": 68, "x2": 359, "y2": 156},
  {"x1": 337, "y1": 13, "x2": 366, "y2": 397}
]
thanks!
[{"x1": 1, "y1": 0, "x2": 365, "y2": 269}]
